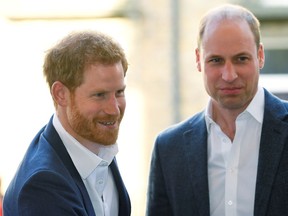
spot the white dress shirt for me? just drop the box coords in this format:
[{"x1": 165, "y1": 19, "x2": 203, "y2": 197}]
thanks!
[
  {"x1": 205, "y1": 87, "x2": 264, "y2": 216},
  {"x1": 53, "y1": 115, "x2": 119, "y2": 216}
]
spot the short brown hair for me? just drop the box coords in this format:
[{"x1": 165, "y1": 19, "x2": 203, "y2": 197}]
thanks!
[{"x1": 43, "y1": 30, "x2": 128, "y2": 92}]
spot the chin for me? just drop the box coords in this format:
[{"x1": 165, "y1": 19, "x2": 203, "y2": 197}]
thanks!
[{"x1": 97, "y1": 136, "x2": 118, "y2": 146}]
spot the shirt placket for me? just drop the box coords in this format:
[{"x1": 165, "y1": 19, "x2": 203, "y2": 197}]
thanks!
[
  {"x1": 218, "y1": 131, "x2": 236, "y2": 216},
  {"x1": 95, "y1": 161, "x2": 109, "y2": 215},
  {"x1": 224, "y1": 118, "x2": 243, "y2": 216}
]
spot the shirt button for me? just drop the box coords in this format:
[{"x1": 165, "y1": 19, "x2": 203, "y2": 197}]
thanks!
[
  {"x1": 98, "y1": 179, "x2": 104, "y2": 185},
  {"x1": 228, "y1": 200, "x2": 233, "y2": 205}
]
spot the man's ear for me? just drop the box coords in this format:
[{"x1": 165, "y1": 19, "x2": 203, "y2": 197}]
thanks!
[
  {"x1": 195, "y1": 48, "x2": 202, "y2": 72},
  {"x1": 51, "y1": 81, "x2": 69, "y2": 107},
  {"x1": 258, "y1": 43, "x2": 265, "y2": 69}
]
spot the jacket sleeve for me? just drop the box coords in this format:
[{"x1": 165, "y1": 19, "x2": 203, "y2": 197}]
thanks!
[
  {"x1": 16, "y1": 171, "x2": 90, "y2": 216},
  {"x1": 146, "y1": 137, "x2": 173, "y2": 216}
]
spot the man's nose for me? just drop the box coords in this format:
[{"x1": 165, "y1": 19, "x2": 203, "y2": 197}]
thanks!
[
  {"x1": 104, "y1": 96, "x2": 120, "y2": 115},
  {"x1": 221, "y1": 62, "x2": 238, "y2": 82}
]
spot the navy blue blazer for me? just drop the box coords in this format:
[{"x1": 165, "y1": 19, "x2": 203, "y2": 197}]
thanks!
[
  {"x1": 3, "y1": 116, "x2": 131, "y2": 216},
  {"x1": 147, "y1": 89, "x2": 288, "y2": 216}
]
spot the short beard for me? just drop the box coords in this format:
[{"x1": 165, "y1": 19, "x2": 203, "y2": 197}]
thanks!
[{"x1": 69, "y1": 95, "x2": 122, "y2": 145}]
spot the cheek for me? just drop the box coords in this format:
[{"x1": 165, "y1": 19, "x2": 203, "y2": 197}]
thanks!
[
  {"x1": 203, "y1": 71, "x2": 221, "y2": 95},
  {"x1": 251, "y1": 72, "x2": 260, "y2": 86},
  {"x1": 80, "y1": 102, "x2": 101, "y2": 118},
  {"x1": 203, "y1": 69, "x2": 218, "y2": 83},
  {"x1": 118, "y1": 98, "x2": 126, "y2": 112},
  {"x1": 245, "y1": 67, "x2": 259, "y2": 81},
  {"x1": 203, "y1": 73, "x2": 213, "y2": 92}
]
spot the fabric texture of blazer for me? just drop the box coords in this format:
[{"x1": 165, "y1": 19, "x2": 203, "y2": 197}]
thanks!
[
  {"x1": 3, "y1": 116, "x2": 131, "y2": 216},
  {"x1": 147, "y1": 89, "x2": 288, "y2": 216}
]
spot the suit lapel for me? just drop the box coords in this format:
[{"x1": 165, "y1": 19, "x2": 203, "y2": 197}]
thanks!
[
  {"x1": 110, "y1": 159, "x2": 131, "y2": 216},
  {"x1": 254, "y1": 91, "x2": 288, "y2": 216},
  {"x1": 43, "y1": 117, "x2": 96, "y2": 216},
  {"x1": 182, "y1": 113, "x2": 210, "y2": 216}
]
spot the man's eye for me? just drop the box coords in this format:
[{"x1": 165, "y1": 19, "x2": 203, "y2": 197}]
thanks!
[
  {"x1": 94, "y1": 93, "x2": 105, "y2": 97},
  {"x1": 209, "y1": 58, "x2": 222, "y2": 63},
  {"x1": 116, "y1": 89, "x2": 125, "y2": 97},
  {"x1": 238, "y1": 56, "x2": 248, "y2": 61}
]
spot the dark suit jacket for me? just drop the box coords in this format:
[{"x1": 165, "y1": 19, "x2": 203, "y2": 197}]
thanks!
[
  {"x1": 3, "y1": 116, "x2": 131, "y2": 216},
  {"x1": 147, "y1": 89, "x2": 288, "y2": 216}
]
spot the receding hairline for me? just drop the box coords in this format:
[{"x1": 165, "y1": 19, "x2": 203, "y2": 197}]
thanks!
[{"x1": 197, "y1": 4, "x2": 261, "y2": 49}]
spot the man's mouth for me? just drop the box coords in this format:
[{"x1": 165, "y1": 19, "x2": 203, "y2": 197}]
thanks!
[{"x1": 99, "y1": 121, "x2": 116, "y2": 126}]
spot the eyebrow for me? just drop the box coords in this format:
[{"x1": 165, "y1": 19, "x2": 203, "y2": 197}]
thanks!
[{"x1": 205, "y1": 51, "x2": 252, "y2": 58}]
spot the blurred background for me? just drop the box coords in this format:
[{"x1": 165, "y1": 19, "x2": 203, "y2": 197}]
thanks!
[{"x1": 1, "y1": 0, "x2": 288, "y2": 215}]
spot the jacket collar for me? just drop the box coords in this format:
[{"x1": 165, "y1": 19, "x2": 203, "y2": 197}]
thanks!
[{"x1": 43, "y1": 116, "x2": 96, "y2": 216}]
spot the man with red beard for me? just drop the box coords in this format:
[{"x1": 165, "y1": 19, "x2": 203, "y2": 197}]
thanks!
[{"x1": 3, "y1": 31, "x2": 131, "y2": 216}]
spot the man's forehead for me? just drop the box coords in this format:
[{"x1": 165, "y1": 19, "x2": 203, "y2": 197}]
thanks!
[{"x1": 202, "y1": 18, "x2": 251, "y2": 43}]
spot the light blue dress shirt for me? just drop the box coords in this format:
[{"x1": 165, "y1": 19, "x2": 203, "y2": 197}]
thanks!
[{"x1": 205, "y1": 87, "x2": 264, "y2": 216}]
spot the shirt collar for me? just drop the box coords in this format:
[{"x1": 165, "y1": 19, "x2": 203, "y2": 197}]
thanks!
[
  {"x1": 52, "y1": 114, "x2": 118, "y2": 179},
  {"x1": 205, "y1": 86, "x2": 265, "y2": 132},
  {"x1": 245, "y1": 86, "x2": 264, "y2": 124}
]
